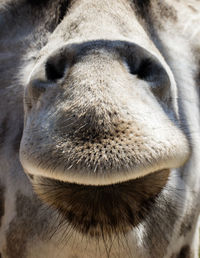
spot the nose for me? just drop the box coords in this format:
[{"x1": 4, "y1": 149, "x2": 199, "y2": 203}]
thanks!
[
  {"x1": 22, "y1": 40, "x2": 189, "y2": 186},
  {"x1": 26, "y1": 40, "x2": 170, "y2": 106}
]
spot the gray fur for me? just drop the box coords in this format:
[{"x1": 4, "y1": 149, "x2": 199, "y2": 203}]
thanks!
[{"x1": 0, "y1": 0, "x2": 200, "y2": 257}]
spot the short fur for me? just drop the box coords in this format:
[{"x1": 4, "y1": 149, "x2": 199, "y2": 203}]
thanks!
[{"x1": 0, "y1": 0, "x2": 200, "y2": 257}]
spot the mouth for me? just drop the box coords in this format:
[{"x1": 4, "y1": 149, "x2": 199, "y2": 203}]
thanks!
[{"x1": 33, "y1": 169, "x2": 170, "y2": 237}]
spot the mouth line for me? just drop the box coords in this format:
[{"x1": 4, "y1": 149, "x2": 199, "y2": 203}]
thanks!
[
  {"x1": 22, "y1": 154, "x2": 175, "y2": 185},
  {"x1": 32, "y1": 169, "x2": 170, "y2": 237}
]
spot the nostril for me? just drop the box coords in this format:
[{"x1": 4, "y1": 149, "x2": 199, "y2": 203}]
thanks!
[
  {"x1": 45, "y1": 55, "x2": 67, "y2": 81},
  {"x1": 123, "y1": 44, "x2": 171, "y2": 100},
  {"x1": 137, "y1": 58, "x2": 170, "y2": 87},
  {"x1": 137, "y1": 58, "x2": 158, "y2": 81},
  {"x1": 128, "y1": 57, "x2": 170, "y2": 100}
]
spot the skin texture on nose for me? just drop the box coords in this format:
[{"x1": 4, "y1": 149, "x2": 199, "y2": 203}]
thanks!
[
  {"x1": 37, "y1": 0, "x2": 162, "y2": 62},
  {"x1": 20, "y1": 46, "x2": 189, "y2": 185},
  {"x1": 0, "y1": 0, "x2": 199, "y2": 257}
]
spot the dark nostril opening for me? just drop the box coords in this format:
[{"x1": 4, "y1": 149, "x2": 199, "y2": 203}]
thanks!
[
  {"x1": 127, "y1": 55, "x2": 170, "y2": 99},
  {"x1": 123, "y1": 43, "x2": 171, "y2": 100},
  {"x1": 45, "y1": 55, "x2": 67, "y2": 81},
  {"x1": 137, "y1": 58, "x2": 158, "y2": 81},
  {"x1": 128, "y1": 56, "x2": 169, "y2": 84},
  {"x1": 137, "y1": 58, "x2": 169, "y2": 86}
]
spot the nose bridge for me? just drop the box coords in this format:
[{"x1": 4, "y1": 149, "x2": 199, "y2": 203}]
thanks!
[
  {"x1": 46, "y1": 40, "x2": 171, "y2": 107},
  {"x1": 38, "y1": 0, "x2": 160, "y2": 64},
  {"x1": 29, "y1": 39, "x2": 172, "y2": 132},
  {"x1": 62, "y1": 0, "x2": 140, "y2": 42},
  {"x1": 62, "y1": 49, "x2": 128, "y2": 134},
  {"x1": 55, "y1": 44, "x2": 161, "y2": 142}
]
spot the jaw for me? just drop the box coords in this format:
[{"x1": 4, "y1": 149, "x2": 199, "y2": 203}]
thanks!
[
  {"x1": 31, "y1": 169, "x2": 170, "y2": 237},
  {"x1": 20, "y1": 118, "x2": 189, "y2": 236},
  {"x1": 20, "y1": 110, "x2": 190, "y2": 236}
]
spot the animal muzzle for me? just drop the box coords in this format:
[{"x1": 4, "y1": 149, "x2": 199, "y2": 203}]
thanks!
[{"x1": 20, "y1": 40, "x2": 190, "y2": 235}]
